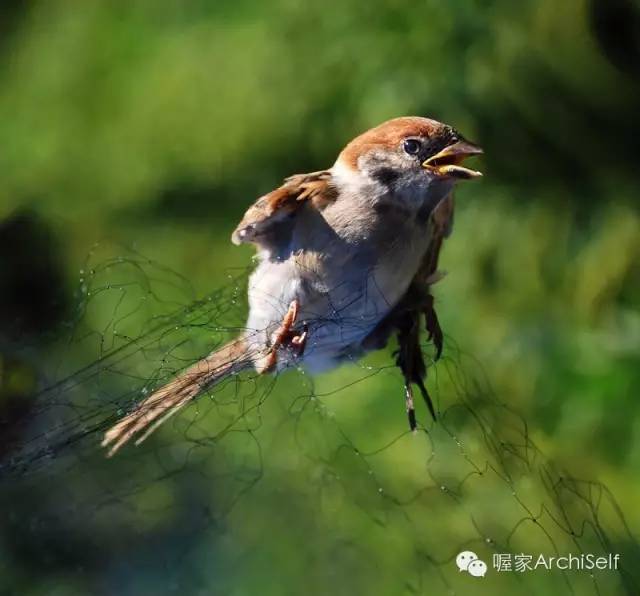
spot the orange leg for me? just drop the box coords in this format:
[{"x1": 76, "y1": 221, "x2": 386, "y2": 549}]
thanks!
[
  {"x1": 263, "y1": 300, "x2": 308, "y2": 372},
  {"x1": 291, "y1": 327, "x2": 307, "y2": 351}
]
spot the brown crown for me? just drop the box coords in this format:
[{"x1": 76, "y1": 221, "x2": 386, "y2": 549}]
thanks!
[{"x1": 338, "y1": 117, "x2": 451, "y2": 170}]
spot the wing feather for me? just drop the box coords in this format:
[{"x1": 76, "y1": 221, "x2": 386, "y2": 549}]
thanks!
[{"x1": 231, "y1": 170, "x2": 336, "y2": 248}]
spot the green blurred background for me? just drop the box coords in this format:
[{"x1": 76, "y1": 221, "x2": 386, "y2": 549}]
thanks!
[{"x1": 1, "y1": 1, "x2": 639, "y2": 594}]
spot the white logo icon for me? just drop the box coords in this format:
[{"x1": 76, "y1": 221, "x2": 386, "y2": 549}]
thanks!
[
  {"x1": 467, "y1": 559, "x2": 488, "y2": 577},
  {"x1": 456, "y1": 551, "x2": 487, "y2": 577}
]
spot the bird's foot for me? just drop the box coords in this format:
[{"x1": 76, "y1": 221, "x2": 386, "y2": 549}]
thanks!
[
  {"x1": 290, "y1": 325, "x2": 308, "y2": 356},
  {"x1": 263, "y1": 300, "x2": 308, "y2": 371}
]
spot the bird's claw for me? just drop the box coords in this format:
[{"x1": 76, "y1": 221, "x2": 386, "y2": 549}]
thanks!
[
  {"x1": 290, "y1": 324, "x2": 308, "y2": 357},
  {"x1": 263, "y1": 300, "x2": 308, "y2": 371}
]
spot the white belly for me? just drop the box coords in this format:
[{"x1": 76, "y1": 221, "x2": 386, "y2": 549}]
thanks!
[{"x1": 245, "y1": 225, "x2": 429, "y2": 373}]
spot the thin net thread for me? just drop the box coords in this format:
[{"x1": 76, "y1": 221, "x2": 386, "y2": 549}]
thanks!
[{"x1": 0, "y1": 245, "x2": 638, "y2": 595}]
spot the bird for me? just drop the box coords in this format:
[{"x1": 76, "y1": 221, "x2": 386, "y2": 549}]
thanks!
[{"x1": 102, "y1": 116, "x2": 482, "y2": 456}]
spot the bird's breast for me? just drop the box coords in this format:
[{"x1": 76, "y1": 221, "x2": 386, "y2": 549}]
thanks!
[{"x1": 245, "y1": 195, "x2": 433, "y2": 372}]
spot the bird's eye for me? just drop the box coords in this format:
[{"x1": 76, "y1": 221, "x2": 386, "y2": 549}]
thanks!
[{"x1": 403, "y1": 139, "x2": 421, "y2": 155}]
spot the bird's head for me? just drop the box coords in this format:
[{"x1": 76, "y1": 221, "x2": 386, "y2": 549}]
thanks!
[{"x1": 333, "y1": 116, "x2": 482, "y2": 211}]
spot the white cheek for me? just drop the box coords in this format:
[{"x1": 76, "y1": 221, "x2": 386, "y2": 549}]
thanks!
[{"x1": 330, "y1": 158, "x2": 369, "y2": 192}]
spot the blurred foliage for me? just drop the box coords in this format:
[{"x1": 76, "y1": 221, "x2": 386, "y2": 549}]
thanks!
[{"x1": 0, "y1": 0, "x2": 639, "y2": 595}]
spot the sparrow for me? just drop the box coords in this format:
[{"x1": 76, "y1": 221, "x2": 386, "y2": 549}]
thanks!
[{"x1": 102, "y1": 116, "x2": 482, "y2": 456}]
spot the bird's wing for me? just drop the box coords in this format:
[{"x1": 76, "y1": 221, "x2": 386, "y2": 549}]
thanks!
[{"x1": 231, "y1": 170, "x2": 336, "y2": 249}]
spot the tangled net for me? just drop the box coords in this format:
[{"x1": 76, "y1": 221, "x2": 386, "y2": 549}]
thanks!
[{"x1": 0, "y1": 245, "x2": 638, "y2": 595}]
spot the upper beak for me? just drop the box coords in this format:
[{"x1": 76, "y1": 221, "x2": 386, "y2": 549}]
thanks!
[{"x1": 422, "y1": 140, "x2": 483, "y2": 179}]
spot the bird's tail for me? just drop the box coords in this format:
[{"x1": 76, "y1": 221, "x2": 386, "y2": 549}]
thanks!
[{"x1": 102, "y1": 337, "x2": 254, "y2": 457}]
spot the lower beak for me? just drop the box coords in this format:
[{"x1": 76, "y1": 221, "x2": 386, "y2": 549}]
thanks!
[{"x1": 422, "y1": 140, "x2": 483, "y2": 179}]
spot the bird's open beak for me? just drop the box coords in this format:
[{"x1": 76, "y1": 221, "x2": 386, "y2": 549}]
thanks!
[{"x1": 422, "y1": 140, "x2": 483, "y2": 179}]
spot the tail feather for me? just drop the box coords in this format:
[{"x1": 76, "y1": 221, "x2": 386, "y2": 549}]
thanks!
[{"x1": 102, "y1": 338, "x2": 253, "y2": 456}]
